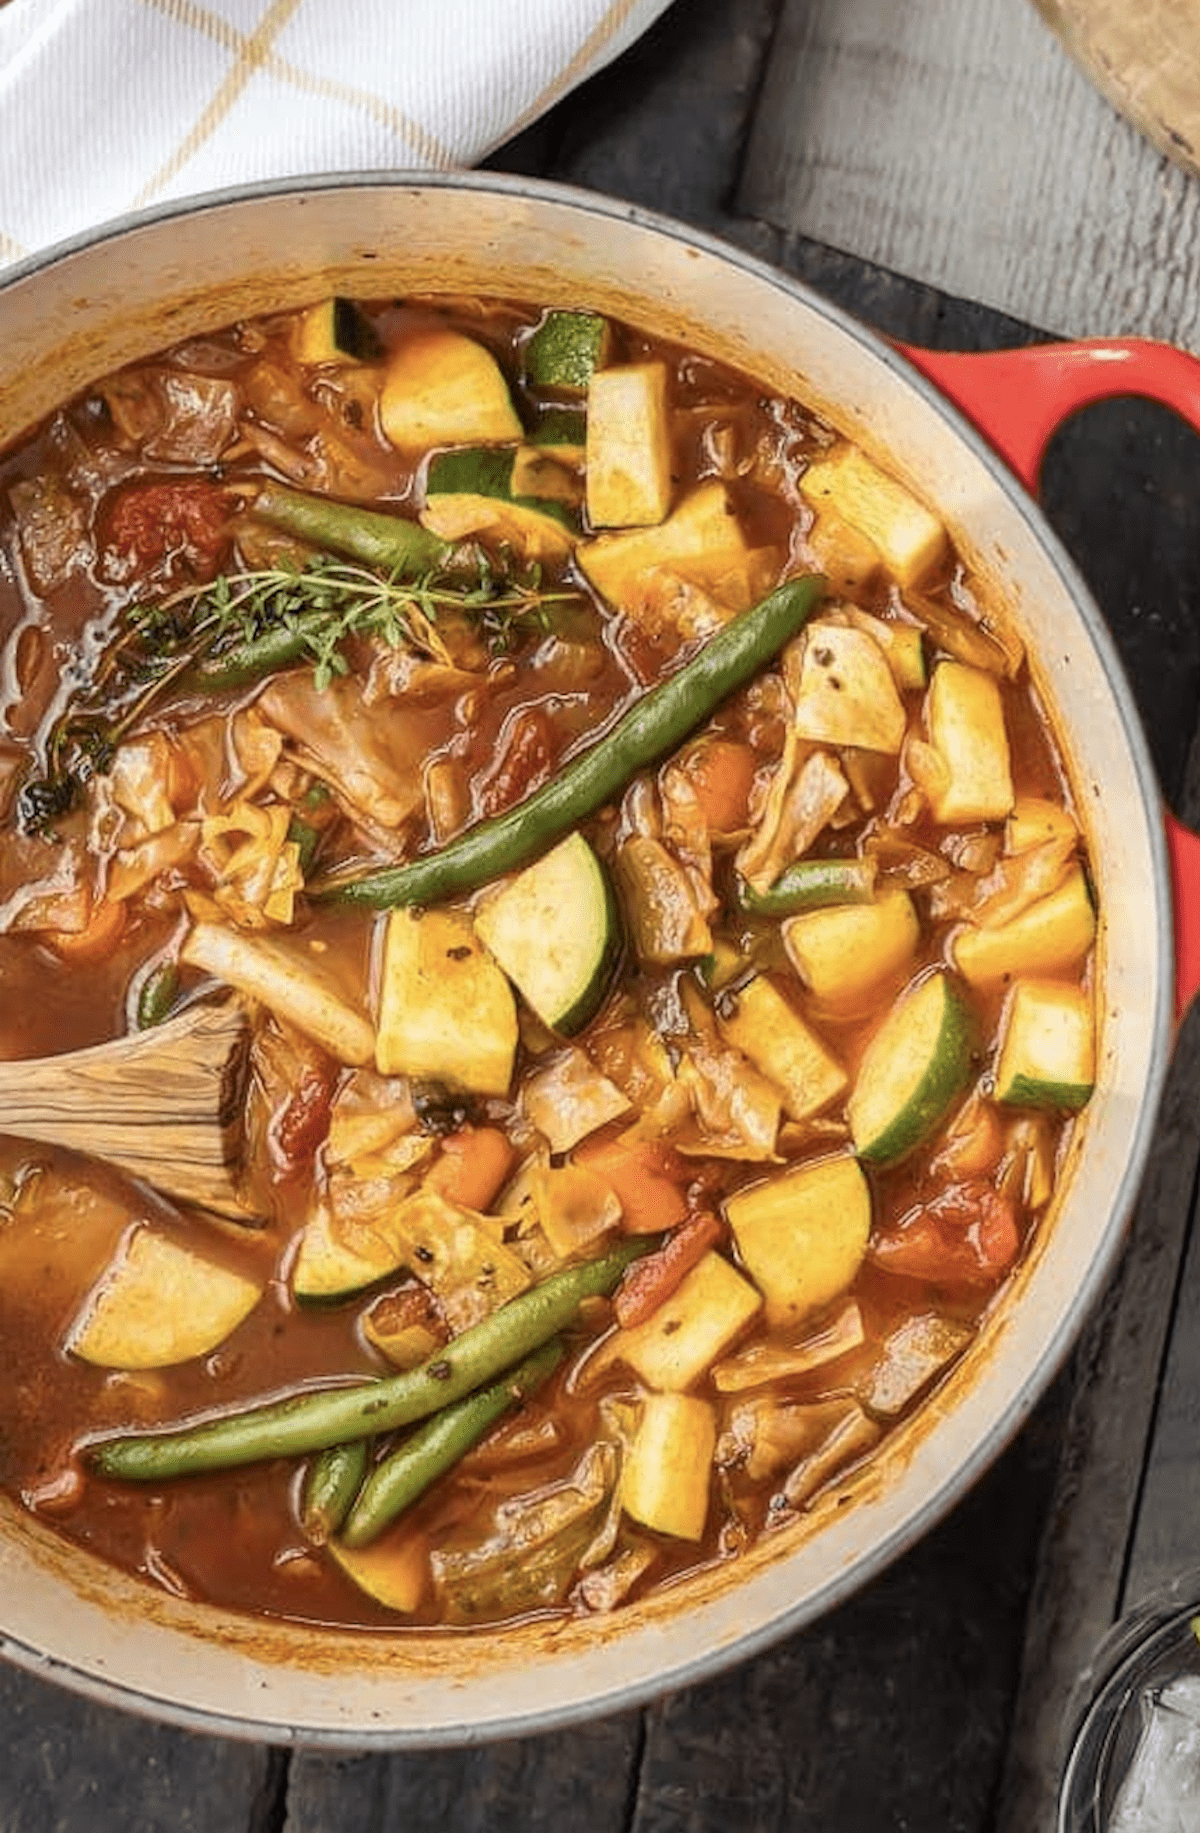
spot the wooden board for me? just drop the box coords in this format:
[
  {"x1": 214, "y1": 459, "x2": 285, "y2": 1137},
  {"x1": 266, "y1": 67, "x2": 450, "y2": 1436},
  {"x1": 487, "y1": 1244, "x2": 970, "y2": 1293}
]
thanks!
[{"x1": 739, "y1": 0, "x2": 1200, "y2": 350}]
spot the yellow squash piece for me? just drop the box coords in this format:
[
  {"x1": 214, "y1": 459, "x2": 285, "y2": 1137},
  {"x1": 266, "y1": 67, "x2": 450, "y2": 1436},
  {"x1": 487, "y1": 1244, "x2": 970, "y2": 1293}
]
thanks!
[
  {"x1": 585, "y1": 361, "x2": 673, "y2": 528},
  {"x1": 380, "y1": 330, "x2": 522, "y2": 453},
  {"x1": 1005, "y1": 796, "x2": 1080, "y2": 855},
  {"x1": 716, "y1": 974, "x2": 847, "y2": 1121},
  {"x1": 993, "y1": 977, "x2": 1096, "y2": 1112},
  {"x1": 376, "y1": 906, "x2": 518, "y2": 1096},
  {"x1": 616, "y1": 1251, "x2": 762, "y2": 1390},
  {"x1": 799, "y1": 443, "x2": 947, "y2": 587},
  {"x1": 726, "y1": 1155, "x2": 871, "y2": 1329},
  {"x1": 622, "y1": 1392, "x2": 717, "y2": 1542},
  {"x1": 923, "y1": 660, "x2": 1015, "y2": 824},
  {"x1": 576, "y1": 481, "x2": 759, "y2": 617},
  {"x1": 69, "y1": 1228, "x2": 263, "y2": 1369},
  {"x1": 782, "y1": 887, "x2": 919, "y2": 1011},
  {"x1": 952, "y1": 865, "x2": 1096, "y2": 987},
  {"x1": 291, "y1": 1200, "x2": 408, "y2": 1304}
]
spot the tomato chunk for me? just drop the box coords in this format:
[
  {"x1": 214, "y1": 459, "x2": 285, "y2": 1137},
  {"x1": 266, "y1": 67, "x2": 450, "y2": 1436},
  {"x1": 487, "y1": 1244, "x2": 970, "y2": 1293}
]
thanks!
[{"x1": 870, "y1": 1182, "x2": 1020, "y2": 1288}]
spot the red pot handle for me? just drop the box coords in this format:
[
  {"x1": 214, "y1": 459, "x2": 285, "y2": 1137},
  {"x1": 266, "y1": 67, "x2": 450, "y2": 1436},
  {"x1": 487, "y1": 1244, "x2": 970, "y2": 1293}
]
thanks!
[{"x1": 899, "y1": 336, "x2": 1200, "y2": 1017}]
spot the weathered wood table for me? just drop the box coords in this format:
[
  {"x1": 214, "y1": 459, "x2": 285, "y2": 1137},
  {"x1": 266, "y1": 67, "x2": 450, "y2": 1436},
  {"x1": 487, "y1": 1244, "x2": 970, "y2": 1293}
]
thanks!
[{"x1": 7, "y1": 1, "x2": 1200, "y2": 1826}]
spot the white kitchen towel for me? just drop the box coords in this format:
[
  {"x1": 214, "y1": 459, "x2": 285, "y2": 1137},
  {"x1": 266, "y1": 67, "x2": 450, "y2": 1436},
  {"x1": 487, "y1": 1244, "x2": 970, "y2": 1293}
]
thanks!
[{"x1": 0, "y1": 0, "x2": 675, "y2": 269}]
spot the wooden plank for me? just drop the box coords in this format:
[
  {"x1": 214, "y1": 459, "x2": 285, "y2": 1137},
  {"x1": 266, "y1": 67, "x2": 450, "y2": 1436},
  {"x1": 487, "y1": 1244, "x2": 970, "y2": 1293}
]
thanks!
[
  {"x1": 285, "y1": 1715, "x2": 641, "y2": 1833},
  {"x1": 1125, "y1": 1171, "x2": 1200, "y2": 1604},
  {"x1": 739, "y1": 0, "x2": 1200, "y2": 351},
  {"x1": 0, "y1": 1660, "x2": 281, "y2": 1832}
]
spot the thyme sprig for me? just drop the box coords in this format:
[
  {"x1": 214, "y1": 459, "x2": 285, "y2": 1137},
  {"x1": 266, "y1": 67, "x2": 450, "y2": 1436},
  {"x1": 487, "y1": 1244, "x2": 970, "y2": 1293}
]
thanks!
[{"x1": 18, "y1": 554, "x2": 576, "y2": 835}]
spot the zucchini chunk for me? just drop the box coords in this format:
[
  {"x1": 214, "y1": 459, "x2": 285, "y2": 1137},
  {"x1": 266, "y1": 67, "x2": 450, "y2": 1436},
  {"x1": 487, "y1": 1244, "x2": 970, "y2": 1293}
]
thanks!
[
  {"x1": 847, "y1": 971, "x2": 975, "y2": 1165},
  {"x1": 69, "y1": 1228, "x2": 263, "y2": 1369},
  {"x1": 726, "y1": 1155, "x2": 871, "y2": 1329},
  {"x1": 528, "y1": 404, "x2": 588, "y2": 463},
  {"x1": 474, "y1": 833, "x2": 620, "y2": 1035},
  {"x1": 421, "y1": 445, "x2": 577, "y2": 560},
  {"x1": 782, "y1": 887, "x2": 919, "y2": 1011},
  {"x1": 923, "y1": 660, "x2": 1015, "y2": 824},
  {"x1": 585, "y1": 361, "x2": 673, "y2": 529},
  {"x1": 294, "y1": 297, "x2": 382, "y2": 366},
  {"x1": 799, "y1": 443, "x2": 948, "y2": 587},
  {"x1": 290, "y1": 1202, "x2": 406, "y2": 1305},
  {"x1": 715, "y1": 974, "x2": 848, "y2": 1121},
  {"x1": 993, "y1": 978, "x2": 1095, "y2": 1112},
  {"x1": 951, "y1": 865, "x2": 1096, "y2": 987},
  {"x1": 792, "y1": 620, "x2": 907, "y2": 753},
  {"x1": 375, "y1": 907, "x2": 518, "y2": 1096},
  {"x1": 622, "y1": 1392, "x2": 716, "y2": 1542},
  {"x1": 380, "y1": 330, "x2": 522, "y2": 453},
  {"x1": 329, "y1": 1530, "x2": 428, "y2": 1613},
  {"x1": 523, "y1": 310, "x2": 612, "y2": 396}
]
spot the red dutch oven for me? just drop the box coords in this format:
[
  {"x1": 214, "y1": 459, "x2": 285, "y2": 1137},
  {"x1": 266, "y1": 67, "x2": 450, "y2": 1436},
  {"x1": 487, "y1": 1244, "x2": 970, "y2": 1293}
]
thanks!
[{"x1": 0, "y1": 173, "x2": 1195, "y2": 1745}]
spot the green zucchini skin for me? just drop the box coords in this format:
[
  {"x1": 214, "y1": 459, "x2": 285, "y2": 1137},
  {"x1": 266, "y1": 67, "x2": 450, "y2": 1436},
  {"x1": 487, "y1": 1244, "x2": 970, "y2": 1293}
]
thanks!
[{"x1": 324, "y1": 574, "x2": 825, "y2": 911}]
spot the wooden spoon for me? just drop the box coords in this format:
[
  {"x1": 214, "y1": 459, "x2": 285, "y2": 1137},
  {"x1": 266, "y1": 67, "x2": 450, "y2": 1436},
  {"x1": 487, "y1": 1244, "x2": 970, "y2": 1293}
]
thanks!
[{"x1": 0, "y1": 997, "x2": 262, "y2": 1221}]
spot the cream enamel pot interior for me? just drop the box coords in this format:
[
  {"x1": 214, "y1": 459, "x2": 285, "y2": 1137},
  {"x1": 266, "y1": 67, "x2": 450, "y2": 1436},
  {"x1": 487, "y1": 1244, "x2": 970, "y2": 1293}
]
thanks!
[{"x1": 0, "y1": 173, "x2": 1187, "y2": 1746}]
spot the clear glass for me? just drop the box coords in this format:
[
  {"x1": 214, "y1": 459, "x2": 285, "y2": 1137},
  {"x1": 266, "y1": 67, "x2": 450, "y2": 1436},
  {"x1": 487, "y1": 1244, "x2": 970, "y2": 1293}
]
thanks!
[{"x1": 1059, "y1": 1577, "x2": 1200, "y2": 1831}]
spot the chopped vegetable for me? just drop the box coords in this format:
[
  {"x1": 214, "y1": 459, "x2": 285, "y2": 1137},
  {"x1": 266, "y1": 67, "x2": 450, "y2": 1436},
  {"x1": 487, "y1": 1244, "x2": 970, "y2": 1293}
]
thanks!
[
  {"x1": 380, "y1": 330, "x2": 523, "y2": 452},
  {"x1": 725, "y1": 1155, "x2": 871, "y2": 1329},
  {"x1": 473, "y1": 833, "x2": 620, "y2": 1034},
  {"x1": 622, "y1": 1392, "x2": 716, "y2": 1542},
  {"x1": 922, "y1": 660, "x2": 1015, "y2": 825},
  {"x1": 791, "y1": 620, "x2": 907, "y2": 753},
  {"x1": 68, "y1": 1228, "x2": 263, "y2": 1370},
  {"x1": 181, "y1": 920, "x2": 375, "y2": 1064},
  {"x1": 993, "y1": 978, "x2": 1095, "y2": 1112},
  {"x1": 951, "y1": 864, "x2": 1095, "y2": 988},
  {"x1": 375, "y1": 906, "x2": 518, "y2": 1095},
  {"x1": 782, "y1": 888, "x2": 920, "y2": 1010},
  {"x1": 847, "y1": 971, "x2": 975, "y2": 1164},
  {"x1": 585, "y1": 362, "x2": 673, "y2": 528},
  {"x1": 614, "y1": 1250, "x2": 761, "y2": 1390},
  {"x1": 799, "y1": 443, "x2": 947, "y2": 587}
]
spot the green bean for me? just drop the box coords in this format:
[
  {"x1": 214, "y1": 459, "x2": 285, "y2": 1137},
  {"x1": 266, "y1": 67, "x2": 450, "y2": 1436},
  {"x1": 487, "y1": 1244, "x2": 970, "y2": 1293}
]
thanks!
[
  {"x1": 736, "y1": 855, "x2": 877, "y2": 917},
  {"x1": 340, "y1": 1339, "x2": 564, "y2": 1549},
  {"x1": 300, "y1": 1439, "x2": 370, "y2": 1544},
  {"x1": 89, "y1": 1237, "x2": 650, "y2": 1483},
  {"x1": 321, "y1": 574, "x2": 825, "y2": 910},
  {"x1": 251, "y1": 483, "x2": 449, "y2": 577}
]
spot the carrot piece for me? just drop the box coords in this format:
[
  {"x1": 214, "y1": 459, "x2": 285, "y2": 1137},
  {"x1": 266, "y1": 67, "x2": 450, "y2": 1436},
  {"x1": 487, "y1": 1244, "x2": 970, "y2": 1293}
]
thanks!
[
  {"x1": 574, "y1": 1131, "x2": 689, "y2": 1235},
  {"x1": 425, "y1": 1126, "x2": 517, "y2": 1213},
  {"x1": 614, "y1": 1212, "x2": 723, "y2": 1327},
  {"x1": 47, "y1": 897, "x2": 127, "y2": 963},
  {"x1": 681, "y1": 738, "x2": 757, "y2": 833}
]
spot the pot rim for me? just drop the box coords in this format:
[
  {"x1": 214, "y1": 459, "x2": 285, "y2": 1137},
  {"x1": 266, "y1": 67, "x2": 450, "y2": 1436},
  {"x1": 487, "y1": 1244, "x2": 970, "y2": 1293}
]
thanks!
[{"x1": 0, "y1": 170, "x2": 1175, "y2": 1746}]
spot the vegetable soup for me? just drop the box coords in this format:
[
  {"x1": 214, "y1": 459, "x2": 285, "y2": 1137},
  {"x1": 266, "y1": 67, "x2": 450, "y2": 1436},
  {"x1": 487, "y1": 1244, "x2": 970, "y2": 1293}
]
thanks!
[{"x1": 0, "y1": 294, "x2": 1096, "y2": 1630}]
